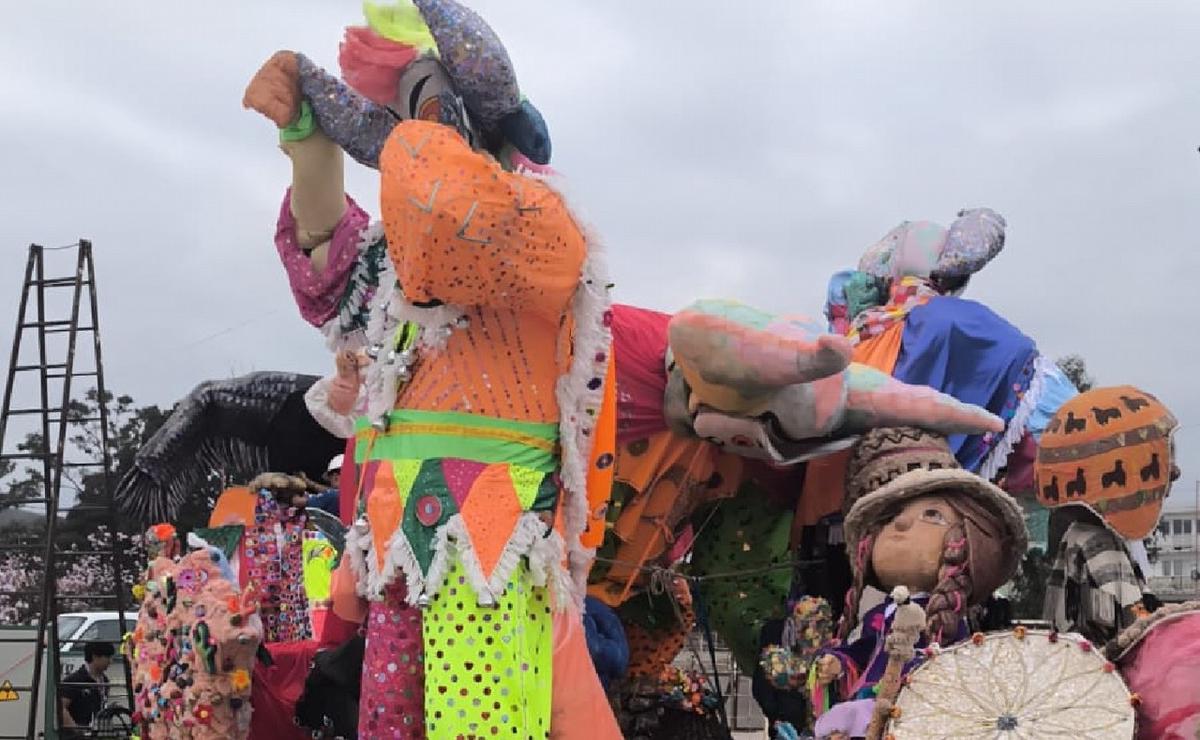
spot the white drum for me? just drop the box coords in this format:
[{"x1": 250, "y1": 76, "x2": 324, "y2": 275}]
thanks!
[{"x1": 887, "y1": 629, "x2": 1135, "y2": 739}]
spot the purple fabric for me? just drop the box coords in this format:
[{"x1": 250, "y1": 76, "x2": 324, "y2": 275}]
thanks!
[
  {"x1": 275, "y1": 188, "x2": 371, "y2": 328},
  {"x1": 892, "y1": 296, "x2": 1039, "y2": 472},
  {"x1": 826, "y1": 596, "x2": 966, "y2": 699},
  {"x1": 813, "y1": 697, "x2": 874, "y2": 738}
]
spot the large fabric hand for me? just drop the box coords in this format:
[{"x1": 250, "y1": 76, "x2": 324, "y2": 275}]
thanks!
[
  {"x1": 243, "y1": 51, "x2": 301, "y2": 128},
  {"x1": 668, "y1": 299, "x2": 1003, "y2": 464},
  {"x1": 668, "y1": 299, "x2": 854, "y2": 415}
]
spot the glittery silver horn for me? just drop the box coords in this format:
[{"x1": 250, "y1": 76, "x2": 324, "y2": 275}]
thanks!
[{"x1": 413, "y1": 0, "x2": 522, "y2": 127}]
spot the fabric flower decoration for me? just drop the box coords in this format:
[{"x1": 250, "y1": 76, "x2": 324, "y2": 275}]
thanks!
[
  {"x1": 230, "y1": 668, "x2": 251, "y2": 692},
  {"x1": 193, "y1": 703, "x2": 213, "y2": 726}
]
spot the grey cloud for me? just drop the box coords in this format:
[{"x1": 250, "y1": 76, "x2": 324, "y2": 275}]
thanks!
[{"x1": 2, "y1": 0, "x2": 1198, "y2": 504}]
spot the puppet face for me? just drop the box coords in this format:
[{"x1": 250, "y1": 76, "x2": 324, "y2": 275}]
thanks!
[
  {"x1": 870, "y1": 494, "x2": 961, "y2": 594},
  {"x1": 390, "y1": 57, "x2": 479, "y2": 150}
]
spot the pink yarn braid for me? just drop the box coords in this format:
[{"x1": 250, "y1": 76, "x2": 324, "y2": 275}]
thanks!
[
  {"x1": 838, "y1": 533, "x2": 877, "y2": 639},
  {"x1": 926, "y1": 523, "x2": 972, "y2": 643}
]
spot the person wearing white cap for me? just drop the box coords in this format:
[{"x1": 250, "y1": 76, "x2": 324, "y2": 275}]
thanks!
[{"x1": 308, "y1": 453, "x2": 343, "y2": 515}]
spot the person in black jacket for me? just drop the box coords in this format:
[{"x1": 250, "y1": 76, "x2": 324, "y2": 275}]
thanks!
[{"x1": 60, "y1": 642, "x2": 113, "y2": 736}]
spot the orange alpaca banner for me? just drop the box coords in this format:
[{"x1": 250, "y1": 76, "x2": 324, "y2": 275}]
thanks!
[{"x1": 1036, "y1": 386, "x2": 1177, "y2": 540}]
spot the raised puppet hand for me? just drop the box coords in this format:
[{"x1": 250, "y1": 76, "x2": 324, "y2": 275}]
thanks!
[
  {"x1": 243, "y1": 51, "x2": 301, "y2": 128},
  {"x1": 327, "y1": 349, "x2": 366, "y2": 416}
]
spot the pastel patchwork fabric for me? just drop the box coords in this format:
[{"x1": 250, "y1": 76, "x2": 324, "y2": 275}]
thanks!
[
  {"x1": 857, "y1": 220, "x2": 947, "y2": 280},
  {"x1": 669, "y1": 299, "x2": 853, "y2": 414},
  {"x1": 932, "y1": 208, "x2": 1006, "y2": 282}
]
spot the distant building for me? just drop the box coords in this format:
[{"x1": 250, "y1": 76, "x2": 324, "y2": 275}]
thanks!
[{"x1": 1146, "y1": 506, "x2": 1200, "y2": 602}]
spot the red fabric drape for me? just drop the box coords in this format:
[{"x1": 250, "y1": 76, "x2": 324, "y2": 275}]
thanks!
[
  {"x1": 611, "y1": 303, "x2": 672, "y2": 444},
  {"x1": 249, "y1": 640, "x2": 319, "y2": 740},
  {"x1": 338, "y1": 436, "x2": 356, "y2": 525}
]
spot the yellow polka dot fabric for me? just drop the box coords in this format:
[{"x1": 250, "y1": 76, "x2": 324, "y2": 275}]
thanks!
[{"x1": 423, "y1": 557, "x2": 552, "y2": 738}]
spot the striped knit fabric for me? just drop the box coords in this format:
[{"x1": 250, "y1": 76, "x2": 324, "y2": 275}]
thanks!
[{"x1": 1044, "y1": 521, "x2": 1145, "y2": 645}]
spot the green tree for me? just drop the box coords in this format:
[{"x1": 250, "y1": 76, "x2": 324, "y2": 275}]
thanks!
[
  {"x1": 0, "y1": 390, "x2": 179, "y2": 540},
  {"x1": 1056, "y1": 354, "x2": 1095, "y2": 392},
  {"x1": 1008, "y1": 548, "x2": 1051, "y2": 621}
]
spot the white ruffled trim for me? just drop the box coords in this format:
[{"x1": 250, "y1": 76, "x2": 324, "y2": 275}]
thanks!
[
  {"x1": 362, "y1": 287, "x2": 406, "y2": 423},
  {"x1": 351, "y1": 511, "x2": 570, "y2": 611},
  {"x1": 303, "y1": 376, "x2": 356, "y2": 439},
  {"x1": 978, "y1": 353, "x2": 1051, "y2": 481},
  {"x1": 344, "y1": 518, "x2": 374, "y2": 599},
  {"x1": 321, "y1": 221, "x2": 393, "y2": 352},
  {"x1": 552, "y1": 219, "x2": 614, "y2": 610},
  {"x1": 391, "y1": 300, "x2": 469, "y2": 352}
]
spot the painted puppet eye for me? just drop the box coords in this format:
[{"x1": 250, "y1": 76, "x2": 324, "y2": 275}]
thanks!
[
  {"x1": 417, "y1": 97, "x2": 442, "y2": 122},
  {"x1": 921, "y1": 508, "x2": 948, "y2": 525}
]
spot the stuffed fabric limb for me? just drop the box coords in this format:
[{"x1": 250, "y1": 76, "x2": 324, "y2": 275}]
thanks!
[
  {"x1": 282, "y1": 128, "x2": 348, "y2": 257},
  {"x1": 297, "y1": 53, "x2": 397, "y2": 170}
]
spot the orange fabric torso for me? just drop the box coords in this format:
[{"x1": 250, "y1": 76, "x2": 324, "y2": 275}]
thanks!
[{"x1": 396, "y1": 307, "x2": 563, "y2": 423}]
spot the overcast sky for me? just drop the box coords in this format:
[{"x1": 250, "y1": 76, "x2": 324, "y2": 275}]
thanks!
[{"x1": 2, "y1": 1, "x2": 1198, "y2": 505}]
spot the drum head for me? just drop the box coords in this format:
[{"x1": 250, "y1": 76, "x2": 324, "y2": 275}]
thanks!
[{"x1": 888, "y1": 630, "x2": 1135, "y2": 739}]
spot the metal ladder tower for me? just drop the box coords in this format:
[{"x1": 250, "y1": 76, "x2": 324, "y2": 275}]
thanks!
[{"x1": 0, "y1": 242, "x2": 133, "y2": 739}]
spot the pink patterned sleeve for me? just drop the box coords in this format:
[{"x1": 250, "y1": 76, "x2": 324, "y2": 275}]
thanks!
[{"x1": 275, "y1": 188, "x2": 372, "y2": 329}]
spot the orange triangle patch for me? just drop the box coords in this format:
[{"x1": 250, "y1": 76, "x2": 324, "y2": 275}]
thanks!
[
  {"x1": 459, "y1": 465, "x2": 523, "y2": 580},
  {"x1": 0, "y1": 680, "x2": 18, "y2": 701}
]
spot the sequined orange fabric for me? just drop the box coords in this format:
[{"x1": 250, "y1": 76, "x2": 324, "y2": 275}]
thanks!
[
  {"x1": 379, "y1": 120, "x2": 584, "y2": 319},
  {"x1": 377, "y1": 121, "x2": 587, "y2": 424},
  {"x1": 582, "y1": 354, "x2": 618, "y2": 549}
]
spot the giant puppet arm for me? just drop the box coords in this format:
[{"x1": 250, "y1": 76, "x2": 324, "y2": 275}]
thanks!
[
  {"x1": 244, "y1": 50, "x2": 396, "y2": 170},
  {"x1": 663, "y1": 299, "x2": 1005, "y2": 465},
  {"x1": 242, "y1": 49, "x2": 350, "y2": 259}
]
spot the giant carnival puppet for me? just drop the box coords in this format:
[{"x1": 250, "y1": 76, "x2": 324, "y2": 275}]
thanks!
[
  {"x1": 230, "y1": 1, "x2": 1011, "y2": 736},
  {"x1": 116, "y1": 1, "x2": 1182, "y2": 737}
]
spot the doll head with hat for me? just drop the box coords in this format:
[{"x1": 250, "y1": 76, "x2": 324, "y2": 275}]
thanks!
[{"x1": 840, "y1": 427, "x2": 1028, "y2": 642}]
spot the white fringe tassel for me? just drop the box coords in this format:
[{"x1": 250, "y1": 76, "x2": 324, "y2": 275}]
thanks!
[
  {"x1": 350, "y1": 512, "x2": 570, "y2": 611},
  {"x1": 320, "y1": 221, "x2": 392, "y2": 352},
  {"x1": 552, "y1": 216, "x2": 615, "y2": 610},
  {"x1": 978, "y1": 353, "x2": 1051, "y2": 481}
]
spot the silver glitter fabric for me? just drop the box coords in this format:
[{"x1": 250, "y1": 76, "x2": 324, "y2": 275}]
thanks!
[
  {"x1": 413, "y1": 0, "x2": 522, "y2": 126},
  {"x1": 934, "y1": 207, "x2": 1007, "y2": 281},
  {"x1": 298, "y1": 53, "x2": 398, "y2": 170}
]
